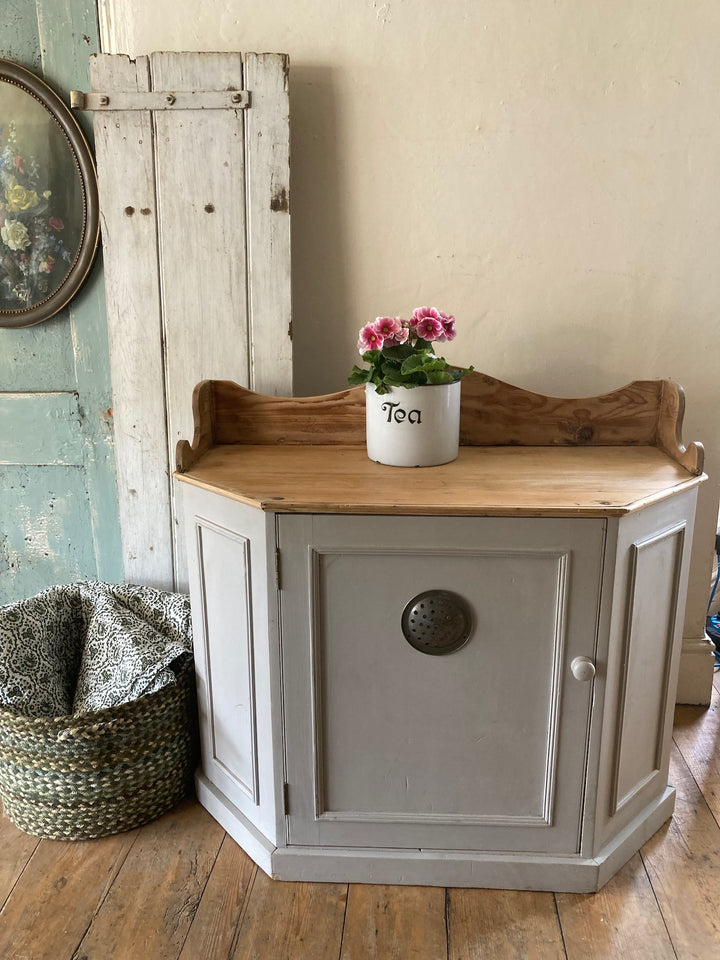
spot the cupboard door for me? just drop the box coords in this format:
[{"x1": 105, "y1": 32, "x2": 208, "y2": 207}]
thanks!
[{"x1": 280, "y1": 515, "x2": 605, "y2": 854}]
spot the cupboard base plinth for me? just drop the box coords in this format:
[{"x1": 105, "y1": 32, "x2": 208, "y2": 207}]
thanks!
[
  {"x1": 196, "y1": 772, "x2": 676, "y2": 893},
  {"x1": 195, "y1": 773, "x2": 276, "y2": 876}
]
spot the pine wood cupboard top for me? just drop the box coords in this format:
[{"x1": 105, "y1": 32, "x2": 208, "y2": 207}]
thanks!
[{"x1": 174, "y1": 373, "x2": 705, "y2": 517}]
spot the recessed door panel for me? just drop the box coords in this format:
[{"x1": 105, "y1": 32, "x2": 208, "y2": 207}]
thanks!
[{"x1": 195, "y1": 518, "x2": 258, "y2": 805}]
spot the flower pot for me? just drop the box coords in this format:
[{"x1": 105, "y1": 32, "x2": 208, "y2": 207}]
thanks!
[{"x1": 365, "y1": 381, "x2": 461, "y2": 467}]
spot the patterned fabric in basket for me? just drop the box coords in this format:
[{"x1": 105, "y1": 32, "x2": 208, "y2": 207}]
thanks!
[
  {"x1": 0, "y1": 582, "x2": 197, "y2": 840},
  {"x1": 0, "y1": 581, "x2": 193, "y2": 717}
]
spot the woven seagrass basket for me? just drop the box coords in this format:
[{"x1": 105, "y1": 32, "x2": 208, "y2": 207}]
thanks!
[{"x1": 0, "y1": 656, "x2": 198, "y2": 840}]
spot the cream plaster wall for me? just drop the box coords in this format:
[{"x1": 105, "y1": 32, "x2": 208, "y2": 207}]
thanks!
[{"x1": 98, "y1": 0, "x2": 719, "y2": 690}]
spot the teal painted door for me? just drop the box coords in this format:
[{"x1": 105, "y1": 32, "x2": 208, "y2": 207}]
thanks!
[{"x1": 0, "y1": 0, "x2": 122, "y2": 603}]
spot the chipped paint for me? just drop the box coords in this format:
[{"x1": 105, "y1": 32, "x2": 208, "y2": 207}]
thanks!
[
  {"x1": 1, "y1": 0, "x2": 123, "y2": 604},
  {"x1": 0, "y1": 465, "x2": 98, "y2": 601},
  {"x1": 270, "y1": 186, "x2": 289, "y2": 213},
  {"x1": 0, "y1": 393, "x2": 85, "y2": 466}
]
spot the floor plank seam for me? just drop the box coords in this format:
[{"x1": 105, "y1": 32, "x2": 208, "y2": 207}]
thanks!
[
  {"x1": 225, "y1": 852, "x2": 259, "y2": 960},
  {"x1": 551, "y1": 892, "x2": 570, "y2": 960},
  {"x1": 444, "y1": 887, "x2": 450, "y2": 960},
  {"x1": 335, "y1": 883, "x2": 350, "y2": 960},
  {"x1": 0, "y1": 834, "x2": 40, "y2": 915},
  {"x1": 672, "y1": 731, "x2": 720, "y2": 831},
  {"x1": 639, "y1": 849, "x2": 681, "y2": 960},
  {"x1": 69, "y1": 829, "x2": 142, "y2": 960},
  {"x1": 175, "y1": 829, "x2": 229, "y2": 960}
]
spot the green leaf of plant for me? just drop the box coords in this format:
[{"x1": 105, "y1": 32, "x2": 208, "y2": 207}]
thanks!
[
  {"x1": 399, "y1": 353, "x2": 426, "y2": 374},
  {"x1": 425, "y1": 369, "x2": 456, "y2": 384},
  {"x1": 362, "y1": 349, "x2": 382, "y2": 363},
  {"x1": 347, "y1": 365, "x2": 372, "y2": 386},
  {"x1": 381, "y1": 343, "x2": 417, "y2": 362}
]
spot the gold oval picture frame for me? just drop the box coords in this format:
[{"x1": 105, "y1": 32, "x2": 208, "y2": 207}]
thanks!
[{"x1": 0, "y1": 59, "x2": 99, "y2": 328}]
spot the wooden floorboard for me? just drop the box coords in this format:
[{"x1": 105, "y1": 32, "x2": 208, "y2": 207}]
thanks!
[
  {"x1": 555, "y1": 853, "x2": 676, "y2": 960},
  {"x1": 0, "y1": 829, "x2": 137, "y2": 960},
  {"x1": 228, "y1": 871, "x2": 347, "y2": 960},
  {"x1": 0, "y1": 698, "x2": 717, "y2": 960},
  {"x1": 448, "y1": 888, "x2": 566, "y2": 960},
  {"x1": 640, "y1": 742, "x2": 720, "y2": 960},
  {"x1": 177, "y1": 836, "x2": 257, "y2": 960},
  {"x1": 340, "y1": 884, "x2": 446, "y2": 960},
  {"x1": 73, "y1": 799, "x2": 224, "y2": 960},
  {"x1": 0, "y1": 813, "x2": 40, "y2": 908},
  {"x1": 672, "y1": 685, "x2": 720, "y2": 823}
]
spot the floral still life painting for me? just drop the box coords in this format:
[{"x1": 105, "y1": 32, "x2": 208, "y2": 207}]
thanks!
[
  {"x1": 0, "y1": 60, "x2": 99, "y2": 327},
  {"x1": 0, "y1": 116, "x2": 78, "y2": 310}
]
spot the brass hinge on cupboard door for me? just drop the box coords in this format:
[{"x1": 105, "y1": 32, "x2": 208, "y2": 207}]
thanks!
[{"x1": 283, "y1": 782, "x2": 290, "y2": 816}]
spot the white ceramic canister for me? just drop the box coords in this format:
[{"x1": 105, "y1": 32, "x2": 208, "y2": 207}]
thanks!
[{"x1": 365, "y1": 380, "x2": 461, "y2": 467}]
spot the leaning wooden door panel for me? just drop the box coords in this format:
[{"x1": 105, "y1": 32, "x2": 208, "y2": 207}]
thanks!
[
  {"x1": 89, "y1": 51, "x2": 292, "y2": 592},
  {"x1": 280, "y1": 514, "x2": 606, "y2": 854}
]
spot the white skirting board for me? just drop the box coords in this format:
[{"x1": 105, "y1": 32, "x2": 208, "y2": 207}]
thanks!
[{"x1": 676, "y1": 634, "x2": 716, "y2": 705}]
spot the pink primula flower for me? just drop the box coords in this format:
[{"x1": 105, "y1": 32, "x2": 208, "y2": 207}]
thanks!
[
  {"x1": 48, "y1": 217, "x2": 64, "y2": 231},
  {"x1": 436, "y1": 311, "x2": 456, "y2": 342},
  {"x1": 373, "y1": 316, "x2": 402, "y2": 340},
  {"x1": 358, "y1": 322, "x2": 385, "y2": 353},
  {"x1": 392, "y1": 322, "x2": 410, "y2": 344},
  {"x1": 411, "y1": 306, "x2": 444, "y2": 341}
]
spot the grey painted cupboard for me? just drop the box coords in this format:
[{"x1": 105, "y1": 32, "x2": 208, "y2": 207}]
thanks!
[{"x1": 174, "y1": 373, "x2": 704, "y2": 891}]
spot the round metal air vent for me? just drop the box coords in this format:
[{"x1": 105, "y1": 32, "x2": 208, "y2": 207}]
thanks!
[{"x1": 401, "y1": 589, "x2": 473, "y2": 655}]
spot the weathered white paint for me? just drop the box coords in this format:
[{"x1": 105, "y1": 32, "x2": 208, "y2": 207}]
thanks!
[
  {"x1": 90, "y1": 54, "x2": 170, "y2": 590},
  {"x1": 89, "y1": 52, "x2": 292, "y2": 590}
]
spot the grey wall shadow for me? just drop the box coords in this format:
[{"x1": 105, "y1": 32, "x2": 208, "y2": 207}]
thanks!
[{"x1": 288, "y1": 64, "x2": 353, "y2": 396}]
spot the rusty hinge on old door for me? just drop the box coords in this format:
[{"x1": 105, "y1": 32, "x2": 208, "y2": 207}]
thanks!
[
  {"x1": 283, "y1": 782, "x2": 290, "y2": 816},
  {"x1": 69, "y1": 89, "x2": 251, "y2": 111}
]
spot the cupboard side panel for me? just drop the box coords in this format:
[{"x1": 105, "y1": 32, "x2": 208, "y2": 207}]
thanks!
[
  {"x1": 194, "y1": 518, "x2": 258, "y2": 805},
  {"x1": 594, "y1": 489, "x2": 698, "y2": 853},
  {"x1": 612, "y1": 524, "x2": 686, "y2": 812},
  {"x1": 182, "y1": 484, "x2": 282, "y2": 843}
]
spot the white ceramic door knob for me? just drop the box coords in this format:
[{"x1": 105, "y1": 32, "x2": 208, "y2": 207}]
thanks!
[{"x1": 570, "y1": 656, "x2": 596, "y2": 682}]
